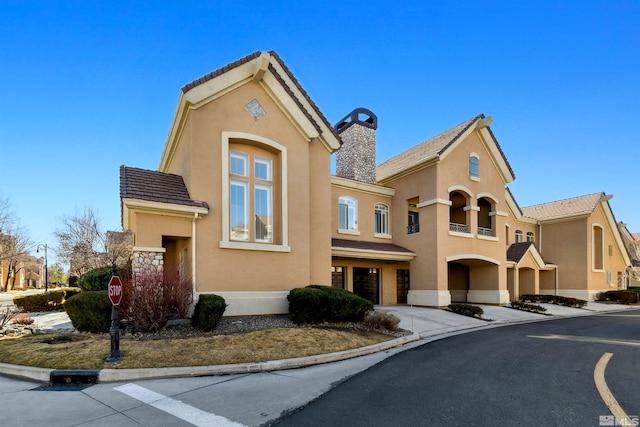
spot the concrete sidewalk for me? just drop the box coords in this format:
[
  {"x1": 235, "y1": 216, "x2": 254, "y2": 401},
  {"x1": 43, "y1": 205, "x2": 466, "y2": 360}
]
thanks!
[{"x1": 0, "y1": 301, "x2": 634, "y2": 383}]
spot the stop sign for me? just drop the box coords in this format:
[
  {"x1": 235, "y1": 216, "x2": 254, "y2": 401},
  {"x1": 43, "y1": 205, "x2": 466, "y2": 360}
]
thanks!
[{"x1": 108, "y1": 276, "x2": 123, "y2": 305}]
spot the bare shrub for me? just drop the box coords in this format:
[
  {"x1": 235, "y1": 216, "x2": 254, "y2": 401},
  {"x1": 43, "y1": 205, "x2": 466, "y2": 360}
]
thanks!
[
  {"x1": 12, "y1": 313, "x2": 34, "y2": 325},
  {"x1": 364, "y1": 309, "x2": 401, "y2": 331},
  {"x1": 0, "y1": 306, "x2": 20, "y2": 330},
  {"x1": 119, "y1": 267, "x2": 193, "y2": 332}
]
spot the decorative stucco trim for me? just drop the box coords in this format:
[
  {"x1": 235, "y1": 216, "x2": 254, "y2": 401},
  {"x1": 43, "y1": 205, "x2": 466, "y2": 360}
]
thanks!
[
  {"x1": 221, "y1": 132, "x2": 289, "y2": 249},
  {"x1": 337, "y1": 229, "x2": 361, "y2": 236},
  {"x1": 448, "y1": 185, "x2": 474, "y2": 197},
  {"x1": 448, "y1": 231, "x2": 474, "y2": 239},
  {"x1": 199, "y1": 291, "x2": 290, "y2": 316},
  {"x1": 219, "y1": 241, "x2": 291, "y2": 253},
  {"x1": 407, "y1": 290, "x2": 451, "y2": 307},
  {"x1": 122, "y1": 198, "x2": 209, "y2": 231},
  {"x1": 416, "y1": 198, "x2": 451, "y2": 208},
  {"x1": 467, "y1": 290, "x2": 510, "y2": 305},
  {"x1": 446, "y1": 254, "x2": 501, "y2": 265},
  {"x1": 330, "y1": 176, "x2": 395, "y2": 197},
  {"x1": 489, "y1": 211, "x2": 508, "y2": 217},
  {"x1": 133, "y1": 246, "x2": 166, "y2": 253},
  {"x1": 477, "y1": 235, "x2": 499, "y2": 242},
  {"x1": 464, "y1": 205, "x2": 480, "y2": 212},
  {"x1": 477, "y1": 192, "x2": 499, "y2": 203},
  {"x1": 373, "y1": 233, "x2": 393, "y2": 240},
  {"x1": 331, "y1": 246, "x2": 416, "y2": 261}
]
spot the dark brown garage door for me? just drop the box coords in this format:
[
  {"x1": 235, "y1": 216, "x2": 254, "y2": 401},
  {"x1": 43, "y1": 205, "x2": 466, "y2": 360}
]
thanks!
[{"x1": 353, "y1": 267, "x2": 380, "y2": 304}]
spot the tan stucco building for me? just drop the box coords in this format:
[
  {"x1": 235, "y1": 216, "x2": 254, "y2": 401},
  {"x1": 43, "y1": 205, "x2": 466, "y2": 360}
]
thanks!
[{"x1": 120, "y1": 51, "x2": 633, "y2": 316}]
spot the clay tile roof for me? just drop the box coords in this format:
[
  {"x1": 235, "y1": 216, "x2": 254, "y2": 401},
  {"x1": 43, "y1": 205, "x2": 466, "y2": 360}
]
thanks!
[
  {"x1": 120, "y1": 166, "x2": 209, "y2": 209},
  {"x1": 521, "y1": 192, "x2": 604, "y2": 222},
  {"x1": 331, "y1": 238, "x2": 414, "y2": 254},
  {"x1": 179, "y1": 50, "x2": 341, "y2": 144},
  {"x1": 377, "y1": 115, "x2": 482, "y2": 181},
  {"x1": 506, "y1": 242, "x2": 535, "y2": 263}
]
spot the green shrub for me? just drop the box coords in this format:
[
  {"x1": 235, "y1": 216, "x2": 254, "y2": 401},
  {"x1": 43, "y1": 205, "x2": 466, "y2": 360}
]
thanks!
[
  {"x1": 448, "y1": 303, "x2": 484, "y2": 319},
  {"x1": 287, "y1": 285, "x2": 373, "y2": 324},
  {"x1": 63, "y1": 291, "x2": 112, "y2": 333},
  {"x1": 78, "y1": 266, "x2": 129, "y2": 292},
  {"x1": 192, "y1": 294, "x2": 227, "y2": 331},
  {"x1": 13, "y1": 290, "x2": 66, "y2": 312},
  {"x1": 64, "y1": 287, "x2": 82, "y2": 300}
]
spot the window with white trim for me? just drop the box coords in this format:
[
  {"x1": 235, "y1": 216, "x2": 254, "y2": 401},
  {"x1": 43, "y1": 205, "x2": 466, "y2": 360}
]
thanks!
[
  {"x1": 469, "y1": 155, "x2": 479, "y2": 179},
  {"x1": 515, "y1": 230, "x2": 523, "y2": 243},
  {"x1": 339, "y1": 197, "x2": 358, "y2": 231},
  {"x1": 374, "y1": 203, "x2": 390, "y2": 235},
  {"x1": 229, "y1": 148, "x2": 275, "y2": 243},
  {"x1": 526, "y1": 232, "x2": 534, "y2": 243}
]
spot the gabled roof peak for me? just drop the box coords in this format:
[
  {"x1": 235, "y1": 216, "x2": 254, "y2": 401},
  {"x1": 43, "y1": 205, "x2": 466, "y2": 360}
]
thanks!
[{"x1": 521, "y1": 192, "x2": 606, "y2": 221}]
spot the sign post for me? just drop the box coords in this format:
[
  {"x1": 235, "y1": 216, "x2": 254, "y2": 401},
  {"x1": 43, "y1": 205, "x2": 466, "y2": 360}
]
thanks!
[{"x1": 105, "y1": 263, "x2": 122, "y2": 363}]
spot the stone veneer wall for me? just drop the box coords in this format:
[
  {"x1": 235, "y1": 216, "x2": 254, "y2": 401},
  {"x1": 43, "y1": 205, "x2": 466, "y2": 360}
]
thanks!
[
  {"x1": 336, "y1": 123, "x2": 377, "y2": 185},
  {"x1": 132, "y1": 250, "x2": 164, "y2": 277}
]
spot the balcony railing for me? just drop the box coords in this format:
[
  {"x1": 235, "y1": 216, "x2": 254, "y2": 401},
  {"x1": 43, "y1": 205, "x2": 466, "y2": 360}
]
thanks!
[
  {"x1": 407, "y1": 223, "x2": 420, "y2": 234},
  {"x1": 478, "y1": 226, "x2": 495, "y2": 237},
  {"x1": 449, "y1": 222, "x2": 469, "y2": 233}
]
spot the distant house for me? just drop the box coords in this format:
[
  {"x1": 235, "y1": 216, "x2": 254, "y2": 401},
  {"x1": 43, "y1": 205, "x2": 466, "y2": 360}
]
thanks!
[{"x1": 120, "y1": 51, "x2": 633, "y2": 315}]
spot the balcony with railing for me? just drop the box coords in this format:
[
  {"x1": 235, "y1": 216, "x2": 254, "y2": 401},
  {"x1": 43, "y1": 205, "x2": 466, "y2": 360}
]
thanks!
[
  {"x1": 449, "y1": 222, "x2": 469, "y2": 233},
  {"x1": 477, "y1": 226, "x2": 495, "y2": 237},
  {"x1": 407, "y1": 223, "x2": 420, "y2": 234}
]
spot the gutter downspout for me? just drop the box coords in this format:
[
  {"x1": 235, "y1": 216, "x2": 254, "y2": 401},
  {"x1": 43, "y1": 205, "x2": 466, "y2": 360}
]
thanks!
[
  {"x1": 555, "y1": 265, "x2": 559, "y2": 296},
  {"x1": 191, "y1": 212, "x2": 199, "y2": 315}
]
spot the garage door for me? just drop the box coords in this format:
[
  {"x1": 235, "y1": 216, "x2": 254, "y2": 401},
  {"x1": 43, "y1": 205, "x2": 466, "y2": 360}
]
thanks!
[{"x1": 353, "y1": 267, "x2": 380, "y2": 304}]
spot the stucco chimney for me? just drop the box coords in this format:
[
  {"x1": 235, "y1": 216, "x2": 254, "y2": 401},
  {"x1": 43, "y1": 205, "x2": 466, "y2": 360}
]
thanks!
[{"x1": 334, "y1": 108, "x2": 378, "y2": 185}]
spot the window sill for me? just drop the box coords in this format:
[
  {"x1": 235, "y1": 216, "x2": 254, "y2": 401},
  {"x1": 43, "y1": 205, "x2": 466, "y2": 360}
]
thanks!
[
  {"x1": 338, "y1": 229, "x2": 361, "y2": 236},
  {"x1": 477, "y1": 235, "x2": 499, "y2": 242},
  {"x1": 448, "y1": 231, "x2": 474, "y2": 239},
  {"x1": 219, "y1": 241, "x2": 291, "y2": 253},
  {"x1": 374, "y1": 233, "x2": 392, "y2": 240},
  {"x1": 469, "y1": 176, "x2": 480, "y2": 182}
]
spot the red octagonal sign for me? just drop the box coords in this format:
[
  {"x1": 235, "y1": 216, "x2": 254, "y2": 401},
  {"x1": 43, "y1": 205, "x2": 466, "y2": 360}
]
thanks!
[{"x1": 108, "y1": 276, "x2": 123, "y2": 305}]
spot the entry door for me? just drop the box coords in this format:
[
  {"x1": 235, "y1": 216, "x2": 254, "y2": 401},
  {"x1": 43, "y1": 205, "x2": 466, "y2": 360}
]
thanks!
[
  {"x1": 396, "y1": 269, "x2": 410, "y2": 304},
  {"x1": 353, "y1": 268, "x2": 380, "y2": 304}
]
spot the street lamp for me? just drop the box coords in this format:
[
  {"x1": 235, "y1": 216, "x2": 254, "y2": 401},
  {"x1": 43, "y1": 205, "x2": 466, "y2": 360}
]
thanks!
[{"x1": 36, "y1": 244, "x2": 48, "y2": 292}]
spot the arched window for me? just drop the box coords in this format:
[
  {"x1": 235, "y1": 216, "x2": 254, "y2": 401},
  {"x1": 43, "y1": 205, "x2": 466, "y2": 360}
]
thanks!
[
  {"x1": 469, "y1": 154, "x2": 479, "y2": 179},
  {"x1": 449, "y1": 191, "x2": 469, "y2": 233},
  {"x1": 515, "y1": 230, "x2": 523, "y2": 243},
  {"x1": 526, "y1": 232, "x2": 535, "y2": 243},
  {"x1": 374, "y1": 203, "x2": 390, "y2": 236},
  {"x1": 339, "y1": 197, "x2": 358, "y2": 231},
  {"x1": 477, "y1": 198, "x2": 494, "y2": 236}
]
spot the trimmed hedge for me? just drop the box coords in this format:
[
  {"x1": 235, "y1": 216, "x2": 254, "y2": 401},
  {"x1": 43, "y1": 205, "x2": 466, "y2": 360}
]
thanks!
[
  {"x1": 64, "y1": 287, "x2": 82, "y2": 300},
  {"x1": 63, "y1": 291, "x2": 112, "y2": 333},
  {"x1": 192, "y1": 294, "x2": 227, "y2": 331},
  {"x1": 510, "y1": 300, "x2": 547, "y2": 314},
  {"x1": 78, "y1": 266, "x2": 129, "y2": 292},
  {"x1": 448, "y1": 303, "x2": 484, "y2": 319},
  {"x1": 287, "y1": 285, "x2": 374, "y2": 324},
  {"x1": 520, "y1": 294, "x2": 587, "y2": 308},
  {"x1": 602, "y1": 291, "x2": 639, "y2": 305},
  {"x1": 13, "y1": 290, "x2": 66, "y2": 312}
]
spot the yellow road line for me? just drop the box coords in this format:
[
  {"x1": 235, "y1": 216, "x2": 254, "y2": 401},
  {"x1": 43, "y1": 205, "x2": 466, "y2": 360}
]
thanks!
[{"x1": 594, "y1": 353, "x2": 634, "y2": 426}]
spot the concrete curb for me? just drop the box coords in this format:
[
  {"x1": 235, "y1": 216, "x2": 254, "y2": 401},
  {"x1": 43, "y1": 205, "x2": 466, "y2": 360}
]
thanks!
[{"x1": 0, "y1": 334, "x2": 421, "y2": 384}]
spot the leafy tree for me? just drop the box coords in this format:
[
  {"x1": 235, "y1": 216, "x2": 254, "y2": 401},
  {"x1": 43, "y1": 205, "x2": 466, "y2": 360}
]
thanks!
[{"x1": 48, "y1": 263, "x2": 67, "y2": 285}]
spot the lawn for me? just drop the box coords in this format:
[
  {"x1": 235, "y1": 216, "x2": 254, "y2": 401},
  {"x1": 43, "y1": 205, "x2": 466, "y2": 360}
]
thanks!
[{"x1": 0, "y1": 328, "x2": 393, "y2": 370}]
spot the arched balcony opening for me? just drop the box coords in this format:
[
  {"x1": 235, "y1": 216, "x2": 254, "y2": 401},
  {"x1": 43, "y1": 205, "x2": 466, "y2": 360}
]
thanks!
[
  {"x1": 449, "y1": 191, "x2": 469, "y2": 233},
  {"x1": 477, "y1": 197, "x2": 495, "y2": 237}
]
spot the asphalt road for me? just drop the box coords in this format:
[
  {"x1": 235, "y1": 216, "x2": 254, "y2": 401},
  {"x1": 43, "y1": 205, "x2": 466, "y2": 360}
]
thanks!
[
  {"x1": 1, "y1": 309, "x2": 638, "y2": 426},
  {"x1": 273, "y1": 310, "x2": 640, "y2": 427}
]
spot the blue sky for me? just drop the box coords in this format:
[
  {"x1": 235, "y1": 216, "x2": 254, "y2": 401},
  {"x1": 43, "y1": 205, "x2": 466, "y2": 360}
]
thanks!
[{"x1": 1, "y1": 1, "x2": 638, "y2": 264}]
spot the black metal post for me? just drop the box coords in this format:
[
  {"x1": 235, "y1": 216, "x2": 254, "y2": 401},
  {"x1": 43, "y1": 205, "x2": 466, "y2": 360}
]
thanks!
[{"x1": 105, "y1": 263, "x2": 122, "y2": 363}]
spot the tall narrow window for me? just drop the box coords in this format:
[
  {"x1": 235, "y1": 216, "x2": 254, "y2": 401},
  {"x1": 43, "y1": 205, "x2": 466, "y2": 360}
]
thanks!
[
  {"x1": 526, "y1": 232, "x2": 535, "y2": 243},
  {"x1": 374, "y1": 203, "x2": 390, "y2": 236},
  {"x1": 339, "y1": 197, "x2": 358, "y2": 231},
  {"x1": 469, "y1": 155, "x2": 479, "y2": 179},
  {"x1": 593, "y1": 225, "x2": 604, "y2": 270},
  {"x1": 229, "y1": 149, "x2": 274, "y2": 243},
  {"x1": 407, "y1": 197, "x2": 419, "y2": 234}
]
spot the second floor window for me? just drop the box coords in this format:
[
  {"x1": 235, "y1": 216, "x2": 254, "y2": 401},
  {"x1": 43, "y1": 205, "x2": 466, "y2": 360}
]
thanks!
[
  {"x1": 230, "y1": 150, "x2": 274, "y2": 243},
  {"x1": 374, "y1": 203, "x2": 389, "y2": 235},
  {"x1": 526, "y1": 232, "x2": 535, "y2": 243},
  {"x1": 339, "y1": 197, "x2": 358, "y2": 231},
  {"x1": 469, "y1": 155, "x2": 479, "y2": 179},
  {"x1": 515, "y1": 230, "x2": 523, "y2": 243}
]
